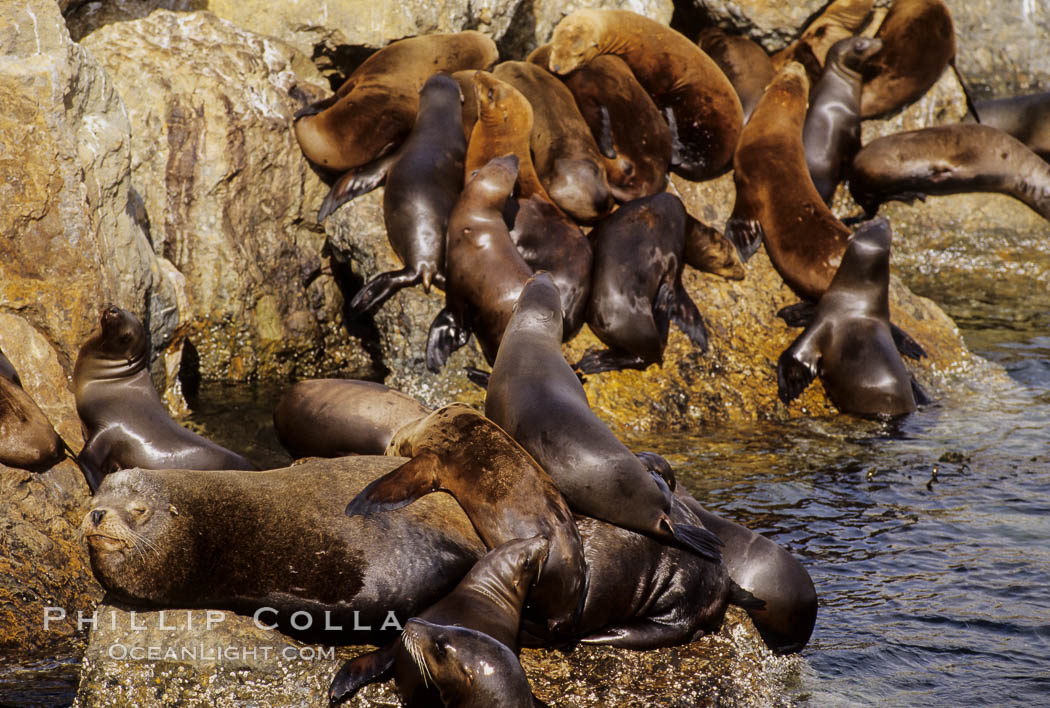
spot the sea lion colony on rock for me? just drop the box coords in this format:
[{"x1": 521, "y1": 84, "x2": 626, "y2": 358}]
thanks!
[{"x1": 42, "y1": 1, "x2": 1048, "y2": 704}]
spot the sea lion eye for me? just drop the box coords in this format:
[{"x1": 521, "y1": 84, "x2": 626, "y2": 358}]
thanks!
[
  {"x1": 487, "y1": 88, "x2": 494, "y2": 101},
  {"x1": 128, "y1": 502, "x2": 150, "y2": 519}
]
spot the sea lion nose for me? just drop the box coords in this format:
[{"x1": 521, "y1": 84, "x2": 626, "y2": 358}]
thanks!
[{"x1": 91, "y1": 509, "x2": 106, "y2": 526}]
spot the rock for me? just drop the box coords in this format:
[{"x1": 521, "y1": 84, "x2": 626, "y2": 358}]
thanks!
[
  {"x1": 81, "y1": 11, "x2": 377, "y2": 384},
  {"x1": 63, "y1": 1, "x2": 203, "y2": 42},
  {"x1": 0, "y1": 0, "x2": 171, "y2": 377},
  {"x1": 73, "y1": 602, "x2": 799, "y2": 707},
  {"x1": 673, "y1": 0, "x2": 866, "y2": 51},
  {"x1": 949, "y1": 0, "x2": 1050, "y2": 100}
]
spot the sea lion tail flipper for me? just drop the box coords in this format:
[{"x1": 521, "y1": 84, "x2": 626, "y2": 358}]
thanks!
[
  {"x1": 727, "y1": 580, "x2": 766, "y2": 611},
  {"x1": 777, "y1": 301, "x2": 818, "y2": 328},
  {"x1": 595, "y1": 104, "x2": 617, "y2": 159},
  {"x1": 663, "y1": 517, "x2": 724, "y2": 564},
  {"x1": 348, "y1": 269, "x2": 421, "y2": 317},
  {"x1": 777, "y1": 335, "x2": 819, "y2": 405},
  {"x1": 464, "y1": 366, "x2": 491, "y2": 389},
  {"x1": 890, "y1": 323, "x2": 927, "y2": 360},
  {"x1": 425, "y1": 307, "x2": 471, "y2": 373},
  {"x1": 328, "y1": 644, "x2": 397, "y2": 705},
  {"x1": 344, "y1": 452, "x2": 443, "y2": 517},
  {"x1": 723, "y1": 216, "x2": 765, "y2": 262},
  {"x1": 911, "y1": 377, "x2": 931, "y2": 406},
  {"x1": 669, "y1": 281, "x2": 709, "y2": 352},
  {"x1": 318, "y1": 156, "x2": 394, "y2": 221}
]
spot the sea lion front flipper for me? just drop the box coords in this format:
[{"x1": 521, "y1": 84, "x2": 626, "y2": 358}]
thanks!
[
  {"x1": 318, "y1": 154, "x2": 396, "y2": 221},
  {"x1": 669, "y1": 280, "x2": 709, "y2": 351},
  {"x1": 465, "y1": 366, "x2": 491, "y2": 388},
  {"x1": 574, "y1": 349, "x2": 649, "y2": 375},
  {"x1": 777, "y1": 301, "x2": 818, "y2": 328},
  {"x1": 652, "y1": 281, "x2": 675, "y2": 343},
  {"x1": 344, "y1": 452, "x2": 442, "y2": 517},
  {"x1": 348, "y1": 269, "x2": 422, "y2": 316},
  {"x1": 77, "y1": 435, "x2": 113, "y2": 493},
  {"x1": 910, "y1": 377, "x2": 931, "y2": 406},
  {"x1": 723, "y1": 215, "x2": 765, "y2": 262},
  {"x1": 636, "y1": 451, "x2": 675, "y2": 492},
  {"x1": 580, "y1": 619, "x2": 692, "y2": 649},
  {"x1": 777, "y1": 329, "x2": 822, "y2": 405},
  {"x1": 595, "y1": 104, "x2": 617, "y2": 159},
  {"x1": 890, "y1": 322, "x2": 927, "y2": 360},
  {"x1": 328, "y1": 643, "x2": 397, "y2": 705},
  {"x1": 728, "y1": 580, "x2": 766, "y2": 611},
  {"x1": 425, "y1": 307, "x2": 472, "y2": 373},
  {"x1": 668, "y1": 520, "x2": 724, "y2": 564}
]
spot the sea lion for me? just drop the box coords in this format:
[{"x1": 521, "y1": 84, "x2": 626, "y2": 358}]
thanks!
[
  {"x1": 486, "y1": 272, "x2": 723, "y2": 563},
  {"x1": 860, "y1": 0, "x2": 955, "y2": 119},
  {"x1": 772, "y1": 0, "x2": 874, "y2": 85},
  {"x1": 426, "y1": 155, "x2": 532, "y2": 372},
  {"x1": 326, "y1": 74, "x2": 466, "y2": 315},
  {"x1": 451, "y1": 69, "x2": 481, "y2": 141},
  {"x1": 72, "y1": 306, "x2": 256, "y2": 491},
  {"x1": 82, "y1": 459, "x2": 486, "y2": 640},
  {"x1": 967, "y1": 91, "x2": 1050, "y2": 162},
  {"x1": 328, "y1": 536, "x2": 547, "y2": 706},
  {"x1": 547, "y1": 9, "x2": 743, "y2": 181},
  {"x1": 492, "y1": 61, "x2": 613, "y2": 222},
  {"x1": 272, "y1": 379, "x2": 429, "y2": 459},
  {"x1": 778, "y1": 217, "x2": 925, "y2": 417},
  {"x1": 576, "y1": 192, "x2": 709, "y2": 374},
  {"x1": 293, "y1": 31, "x2": 497, "y2": 171},
  {"x1": 0, "y1": 348, "x2": 68, "y2": 472},
  {"x1": 683, "y1": 215, "x2": 747, "y2": 280},
  {"x1": 803, "y1": 36, "x2": 884, "y2": 204},
  {"x1": 849, "y1": 124, "x2": 1050, "y2": 221},
  {"x1": 528, "y1": 44, "x2": 670, "y2": 202},
  {"x1": 726, "y1": 62, "x2": 853, "y2": 301},
  {"x1": 346, "y1": 404, "x2": 587, "y2": 640},
  {"x1": 698, "y1": 27, "x2": 776, "y2": 123}
]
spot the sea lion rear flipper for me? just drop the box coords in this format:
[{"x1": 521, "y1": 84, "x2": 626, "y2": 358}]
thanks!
[
  {"x1": 910, "y1": 377, "x2": 931, "y2": 406},
  {"x1": 318, "y1": 155, "x2": 395, "y2": 221},
  {"x1": 465, "y1": 366, "x2": 491, "y2": 388},
  {"x1": 595, "y1": 104, "x2": 617, "y2": 159},
  {"x1": 777, "y1": 301, "x2": 818, "y2": 328},
  {"x1": 575, "y1": 349, "x2": 649, "y2": 375},
  {"x1": 890, "y1": 322, "x2": 927, "y2": 359},
  {"x1": 425, "y1": 307, "x2": 472, "y2": 373},
  {"x1": 652, "y1": 281, "x2": 675, "y2": 343},
  {"x1": 328, "y1": 643, "x2": 397, "y2": 705},
  {"x1": 723, "y1": 216, "x2": 765, "y2": 262},
  {"x1": 580, "y1": 619, "x2": 692, "y2": 649},
  {"x1": 777, "y1": 331, "x2": 821, "y2": 405},
  {"x1": 728, "y1": 580, "x2": 766, "y2": 611},
  {"x1": 344, "y1": 452, "x2": 442, "y2": 517},
  {"x1": 348, "y1": 269, "x2": 421, "y2": 317},
  {"x1": 669, "y1": 281, "x2": 709, "y2": 351}
]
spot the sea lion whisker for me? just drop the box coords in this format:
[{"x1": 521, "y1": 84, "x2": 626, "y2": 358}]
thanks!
[{"x1": 403, "y1": 629, "x2": 434, "y2": 687}]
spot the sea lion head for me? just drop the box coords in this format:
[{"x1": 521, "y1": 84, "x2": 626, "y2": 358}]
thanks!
[
  {"x1": 419, "y1": 73, "x2": 464, "y2": 113},
  {"x1": 549, "y1": 10, "x2": 602, "y2": 74},
  {"x1": 547, "y1": 158, "x2": 612, "y2": 223},
  {"x1": 828, "y1": 36, "x2": 883, "y2": 75},
  {"x1": 400, "y1": 619, "x2": 533, "y2": 706},
  {"x1": 830, "y1": 217, "x2": 892, "y2": 299},
  {"x1": 75, "y1": 306, "x2": 149, "y2": 381},
  {"x1": 510, "y1": 272, "x2": 564, "y2": 337},
  {"x1": 473, "y1": 72, "x2": 531, "y2": 130},
  {"x1": 485, "y1": 535, "x2": 549, "y2": 608},
  {"x1": 467, "y1": 154, "x2": 520, "y2": 207},
  {"x1": 81, "y1": 469, "x2": 196, "y2": 603}
]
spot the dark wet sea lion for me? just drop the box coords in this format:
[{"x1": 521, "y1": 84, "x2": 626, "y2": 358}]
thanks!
[
  {"x1": 346, "y1": 404, "x2": 587, "y2": 640},
  {"x1": 329, "y1": 536, "x2": 547, "y2": 706},
  {"x1": 683, "y1": 215, "x2": 746, "y2": 280},
  {"x1": 486, "y1": 272, "x2": 723, "y2": 563},
  {"x1": 82, "y1": 460, "x2": 486, "y2": 640},
  {"x1": 778, "y1": 217, "x2": 925, "y2": 417},
  {"x1": 73, "y1": 306, "x2": 256, "y2": 491},
  {"x1": 293, "y1": 32, "x2": 497, "y2": 171},
  {"x1": 698, "y1": 27, "x2": 775, "y2": 123},
  {"x1": 803, "y1": 36, "x2": 883, "y2": 204},
  {"x1": 547, "y1": 9, "x2": 743, "y2": 181},
  {"x1": 967, "y1": 91, "x2": 1050, "y2": 162},
  {"x1": 772, "y1": 0, "x2": 874, "y2": 85},
  {"x1": 493, "y1": 61, "x2": 613, "y2": 222},
  {"x1": 577, "y1": 192, "x2": 709, "y2": 374},
  {"x1": 860, "y1": 0, "x2": 955, "y2": 118},
  {"x1": 331, "y1": 74, "x2": 466, "y2": 314},
  {"x1": 272, "y1": 379, "x2": 429, "y2": 458},
  {"x1": 849, "y1": 124, "x2": 1050, "y2": 221},
  {"x1": 528, "y1": 45, "x2": 671, "y2": 202},
  {"x1": 426, "y1": 155, "x2": 532, "y2": 371},
  {"x1": 726, "y1": 62, "x2": 853, "y2": 301},
  {"x1": 0, "y1": 348, "x2": 67, "y2": 472}
]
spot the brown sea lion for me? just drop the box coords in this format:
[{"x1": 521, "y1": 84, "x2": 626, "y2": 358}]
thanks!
[
  {"x1": 493, "y1": 61, "x2": 613, "y2": 222},
  {"x1": 683, "y1": 215, "x2": 746, "y2": 280},
  {"x1": 547, "y1": 9, "x2": 743, "y2": 181},
  {"x1": 486, "y1": 272, "x2": 723, "y2": 563},
  {"x1": 778, "y1": 218, "x2": 926, "y2": 417},
  {"x1": 849, "y1": 124, "x2": 1050, "y2": 221},
  {"x1": 451, "y1": 69, "x2": 480, "y2": 141},
  {"x1": 426, "y1": 155, "x2": 532, "y2": 372},
  {"x1": 528, "y1": 44, "x2": 671, "y2": 202},
  {"x1": 0, "y1": 348, "x2": 68, "y2": 473},
  {"x1": 726, "y1": 62, "x2": 853, "y2": 301},
  {"x1": 82, "y1": 460, "x2": 486, "y2": 642},
  {"x1": 772, "y1": 0, "x2": 874, "y2": 85},
  {"x1": 73, "y1": 306, "x2": 256, "y2": 492},
  {"x1": 967, "y1": 91, "x2": 1050, "y2": 162},
  {"x1": 293, "y1": 31, "x2": 497, "y2": 171},
  {"x1": 803, "y1": 36, "x2": 883, "y2": 204},
  {"x1": 860, "y1": 0, "x2": 955, "y2": 119},
  {"x1": 346, "y1": 404, "x2": 587, "y2": 640},
  {"x1": 576, "y1": 192, "x2": 709, "y2": 374},
  {"x1": 329, "y1": 536, "x2": 547, "y2": 706},
  {"x1": 272, "y1": 379, "x2": 429, "y2": 459},
  {"x1": 698, "y1": 27, "x2": 776, "y2": 123}
]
